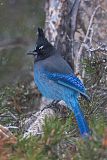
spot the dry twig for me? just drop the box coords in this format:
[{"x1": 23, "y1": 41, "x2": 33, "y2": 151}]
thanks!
[{"x1": 75, "y1": 5, "x2": 101, "y2": 74}]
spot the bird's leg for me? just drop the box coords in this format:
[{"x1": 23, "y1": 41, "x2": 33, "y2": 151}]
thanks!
[
  {"x1": 41, "y1": 100, "x2": 60, "y2": 112},
  {"x1": 51, "y1": 100, "x2": 60, "y2": 105}
]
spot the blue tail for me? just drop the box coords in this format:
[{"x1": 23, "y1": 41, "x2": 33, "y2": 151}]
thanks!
[{"x1": 67, "y1": 96, "x2": 90, "y2": 137}]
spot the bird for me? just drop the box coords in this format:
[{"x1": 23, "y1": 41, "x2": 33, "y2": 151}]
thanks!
[{"x1": 28, "y1": 28, "x2": 90, "y2": 137}]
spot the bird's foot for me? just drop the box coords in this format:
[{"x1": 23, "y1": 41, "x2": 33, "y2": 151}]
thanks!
[{"x1": 41, "y1": 100, "x2": 60, "y2": 112}]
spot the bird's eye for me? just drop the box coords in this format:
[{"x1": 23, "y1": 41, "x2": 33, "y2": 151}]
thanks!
[{"x1": 39, "y1": 45, "x2": 44, "y2": 50}]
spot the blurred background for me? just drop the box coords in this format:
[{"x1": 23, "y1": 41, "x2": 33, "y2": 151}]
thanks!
[{"x1": 0, "y1": 0, "x2": 45, "y2": 87}]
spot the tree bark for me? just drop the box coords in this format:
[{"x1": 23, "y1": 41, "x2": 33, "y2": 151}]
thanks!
[{"x1": 45, "y1": 0, "x2": 80, "y2": 71}]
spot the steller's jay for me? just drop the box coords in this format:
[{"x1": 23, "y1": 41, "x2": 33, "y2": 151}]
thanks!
[{"x1": 28, "y1": 28, "x2": 90, "y2": 137}]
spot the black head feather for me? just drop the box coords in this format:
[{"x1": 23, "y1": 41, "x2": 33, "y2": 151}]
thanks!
[
  {"x1": 28, "y1": 28, "x2": 55, "y2": 62},
  {"x1": 27, "y1": 28, "x2": 56, "y2": 60},
  {"x1": 37, "y1": 28, "x2": 45, "y2": 38}
]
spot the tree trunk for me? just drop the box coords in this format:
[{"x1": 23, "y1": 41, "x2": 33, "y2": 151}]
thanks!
[{"x1": 45, "y1": 0, "x2": 80, "y2": 71}]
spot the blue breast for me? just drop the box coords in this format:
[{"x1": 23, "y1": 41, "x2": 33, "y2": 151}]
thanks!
[{"x1": 34, "y1": 63, "x2": 76, "y2": 101}]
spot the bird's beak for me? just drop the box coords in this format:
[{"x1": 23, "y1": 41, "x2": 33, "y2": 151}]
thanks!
[{"x1": 27, "y1": 49, "x2": 37, "y2": 56}]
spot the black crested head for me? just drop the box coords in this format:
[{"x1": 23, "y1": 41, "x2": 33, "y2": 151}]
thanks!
[
  {"x1": 36, "y1": 28, "x2": 50, "y2": 50},
  {"x1": 28, "y1": 28, "x2": 55, "y2": 62},
  {"x1": 37, "y1": 28, "x2": 45, "y2": 38}
]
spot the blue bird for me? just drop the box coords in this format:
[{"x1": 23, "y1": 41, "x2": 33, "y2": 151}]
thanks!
[{"x1": 28, "y1": 28, "x2": 90, "y2": 137}]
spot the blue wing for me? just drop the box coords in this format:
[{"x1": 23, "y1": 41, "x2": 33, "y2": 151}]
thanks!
[{"x1": 46, "y1": 72, "x2": 90, "y2": 100}]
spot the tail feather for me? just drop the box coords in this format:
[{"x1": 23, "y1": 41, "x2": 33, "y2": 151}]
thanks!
[
  {"x1": 74, "y1": 110, "x2": 90, "y2": 136},
  {"x1": 68, "y1": 96, "x2": 90, "y2": 137}
]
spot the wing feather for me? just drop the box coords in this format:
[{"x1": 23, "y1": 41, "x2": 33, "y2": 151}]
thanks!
[{"x1": 46, "y1": 72, "x2": 90, "y2": 100}]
